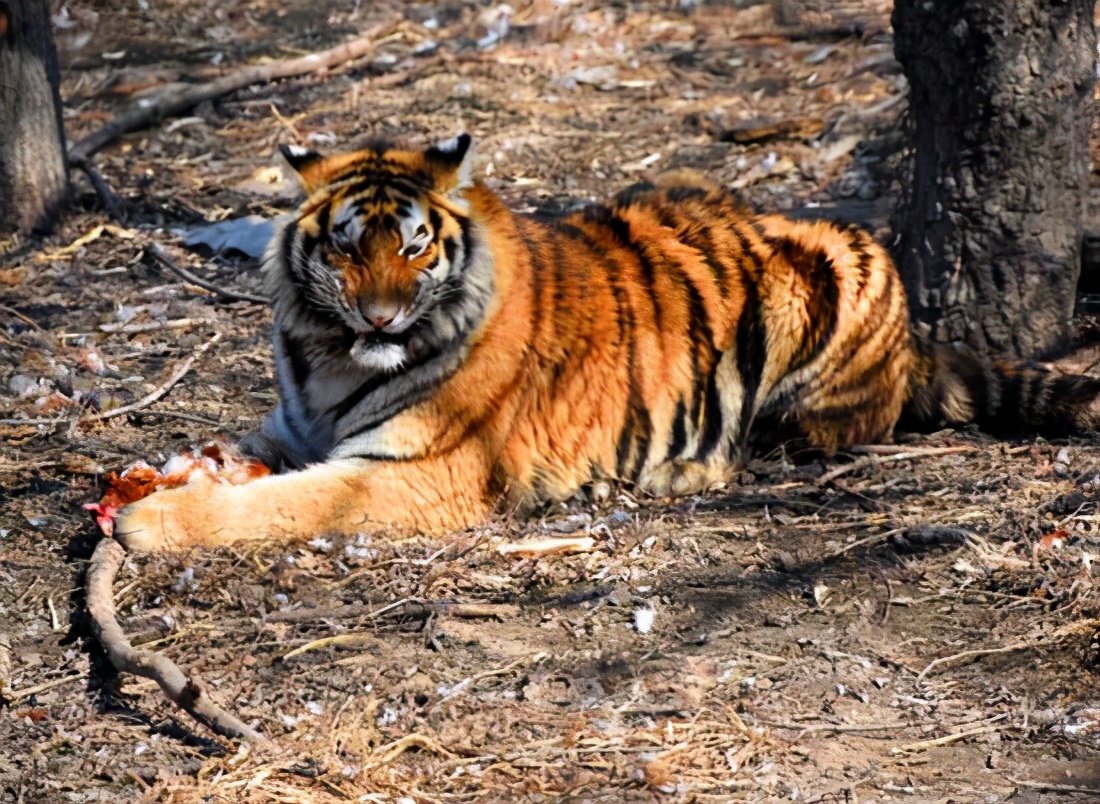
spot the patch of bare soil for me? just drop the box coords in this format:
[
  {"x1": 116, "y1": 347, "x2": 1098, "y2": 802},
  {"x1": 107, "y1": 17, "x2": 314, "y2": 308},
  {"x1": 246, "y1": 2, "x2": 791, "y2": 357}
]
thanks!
[{"x1": 3, "y1": 1, "x2": 1100, "y2": 801}]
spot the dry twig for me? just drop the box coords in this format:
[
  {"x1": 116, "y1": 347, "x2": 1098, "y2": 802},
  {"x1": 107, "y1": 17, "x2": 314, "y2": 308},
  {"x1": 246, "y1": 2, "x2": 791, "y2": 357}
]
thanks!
[
  {"x1": 264, "y1": 599, "x2": 517, "y2": 625},
  {"x1": 915, "y1": 641, "x2": 1036, "y2": 684},
  {"x1": 5, "y1": 673, "x2": 85, "y2": 702},
  {"x1": 892, "y1": 723, "x2": 1004, "y2": 754},
  {"x1": 1010, "y1": 779, "x2": 1100, "y2": 795},
  {"x1": 98, "y1": 318, "x2": 211, "y2": 334},
  {"x1": 85, "y1": 538, "x2": 268, "y2": 744},
  {"x1": 497, "y1": 536, "x2": 596, "y2": 557},
  {"x1": 80, "y1": 333, "x2": 221, "y2": 424},
  {"x1": 68, "y1": 24, "x2": 388, "y2": 163},
  {"x1": 431, "y1": 652, "x2": 547, "y2": 709},
  {"x1": 817, "y1": 446, "x2": 977, "y2": 485},
  {"x1": 0, "y1": 632, "x2": 12, "y2": 702},
  {"x1": 148, "y1": 244, "x2": 269, "y2": 305},
  {"x1": 70, "y1": 156, "x2": 125, "y2": 221}
]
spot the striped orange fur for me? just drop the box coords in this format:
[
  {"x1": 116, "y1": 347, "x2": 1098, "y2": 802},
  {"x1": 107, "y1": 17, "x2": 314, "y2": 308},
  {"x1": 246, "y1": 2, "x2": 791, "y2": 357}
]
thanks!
[{"x1": 115, "y1": 135, "x2": 1100, "y2": 551}]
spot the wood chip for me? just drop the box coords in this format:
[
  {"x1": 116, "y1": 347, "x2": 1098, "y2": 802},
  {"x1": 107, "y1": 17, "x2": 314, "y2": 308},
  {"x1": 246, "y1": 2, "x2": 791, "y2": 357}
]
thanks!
[{"x1": 497, "y1": 536, "x2": 596, "y2": 558}]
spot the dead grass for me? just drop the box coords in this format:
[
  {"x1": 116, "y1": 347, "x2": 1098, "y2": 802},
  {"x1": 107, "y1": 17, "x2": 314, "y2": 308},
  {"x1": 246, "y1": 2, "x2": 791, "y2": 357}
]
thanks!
[{"x1": 4, "y1": 1, "x2": 1100, "y2": 802}]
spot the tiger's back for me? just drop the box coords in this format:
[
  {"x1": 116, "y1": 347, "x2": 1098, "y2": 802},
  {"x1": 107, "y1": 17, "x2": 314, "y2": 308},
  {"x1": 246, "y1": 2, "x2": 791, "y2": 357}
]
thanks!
[
  {"x1": 114, "y1": 134, "x2": 1100, "y2": 552},
  {"x1": 488, "y1": 174, "x2": 917, "y2": 499}
]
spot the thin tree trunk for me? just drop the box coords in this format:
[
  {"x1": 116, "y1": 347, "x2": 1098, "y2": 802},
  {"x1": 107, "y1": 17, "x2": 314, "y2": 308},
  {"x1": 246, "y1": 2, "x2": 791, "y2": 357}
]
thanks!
[
  {"x1": 891, "y1": 0, "x2": 1097, "y2": 361},
  {"x1": 0, "y1": 0, "x2": 68, "y2": 234}
]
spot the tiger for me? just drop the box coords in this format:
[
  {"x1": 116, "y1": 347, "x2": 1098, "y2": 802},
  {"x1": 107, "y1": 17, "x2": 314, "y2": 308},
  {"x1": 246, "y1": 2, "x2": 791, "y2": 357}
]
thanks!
[{"x1": 114, "y1": 133, "x2": 1100, "y2": 552}]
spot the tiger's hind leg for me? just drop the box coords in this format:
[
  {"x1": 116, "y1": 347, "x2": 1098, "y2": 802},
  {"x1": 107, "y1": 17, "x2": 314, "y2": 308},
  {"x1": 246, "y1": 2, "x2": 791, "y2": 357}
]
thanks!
[{"x1": 636, "y1": 459, "x2": 731, "y2": 498}]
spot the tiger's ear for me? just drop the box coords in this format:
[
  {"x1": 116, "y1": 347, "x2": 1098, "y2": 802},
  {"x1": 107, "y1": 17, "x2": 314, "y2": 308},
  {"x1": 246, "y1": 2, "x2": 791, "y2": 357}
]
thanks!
[
  {"x1": 424, "y1": 133, "x2": 474, "y2": 193},
  {"x1": 277, "y1": 144, "x2": 328, "y2": 193}
]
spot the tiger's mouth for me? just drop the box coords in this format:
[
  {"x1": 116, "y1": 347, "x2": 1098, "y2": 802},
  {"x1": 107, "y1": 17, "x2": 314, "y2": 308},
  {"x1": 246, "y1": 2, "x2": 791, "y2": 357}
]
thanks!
[{"x1": 351, "y1": 328, "x2": 408, "y2": 345}]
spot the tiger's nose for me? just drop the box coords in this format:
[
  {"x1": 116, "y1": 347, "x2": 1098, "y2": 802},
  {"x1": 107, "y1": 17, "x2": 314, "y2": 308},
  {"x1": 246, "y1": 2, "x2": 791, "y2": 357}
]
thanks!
[{"x1": 361, "y1": 300, "x2": 401, "y2": 330}]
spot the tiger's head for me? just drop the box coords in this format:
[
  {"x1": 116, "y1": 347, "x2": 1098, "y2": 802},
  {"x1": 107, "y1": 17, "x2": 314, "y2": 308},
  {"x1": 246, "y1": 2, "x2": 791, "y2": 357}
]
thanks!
[{"x1": 272, "y1": 134, "x2": 493, "y2": 372}]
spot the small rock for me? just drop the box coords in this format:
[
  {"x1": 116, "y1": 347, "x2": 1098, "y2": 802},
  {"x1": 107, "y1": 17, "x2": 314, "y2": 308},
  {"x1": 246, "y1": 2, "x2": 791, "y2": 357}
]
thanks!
[
  {"x1": 8, "y1": 374, "x2": 42, "y2": 397},
  {"x1": 633, "y1": 606, "x2": 655, "y2": 634}
]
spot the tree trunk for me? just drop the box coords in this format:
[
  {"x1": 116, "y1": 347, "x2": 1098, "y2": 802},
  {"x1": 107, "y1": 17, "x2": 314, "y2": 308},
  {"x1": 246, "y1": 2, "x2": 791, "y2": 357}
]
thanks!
[
  {"x1": 890, "y1": 0, "x2": 1096, "y2": 361},
  {"x1": 0, "y1": 0, "x2": 68, "y2": 235}
]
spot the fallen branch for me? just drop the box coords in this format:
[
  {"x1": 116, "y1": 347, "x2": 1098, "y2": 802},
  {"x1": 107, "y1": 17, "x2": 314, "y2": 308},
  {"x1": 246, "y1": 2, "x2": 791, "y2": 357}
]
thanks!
[
  {"x1": 430, "y1": 652, "x2": 547, "y2": 709},
  {"x1": 1010, "y1": 779, "x2": 1100, "y2": 795},
  {"x1": 80, "y1": 333, "x2": 221, "y2": 424},
  {"x1": 85, "y1": 538, "x2": 269, "y2": 744},
  {"x1": 817, "y1": 446, "x2": 977, "y2": 486},
  {"x1": 70, "y1": 156, "x2": 125, "y2": 221},
  {"x1": 916, "y1": 619, "x2": 1100, "y2": 684},
  {"x1": 372, "y1": 733, "x2": 454, "y2": 766},
  {"x1": 915, "y1": 641, "x2": 1035, "y2": 684},
  {"x1": 5, "y1": 672, "x2": 85, "y2": 702},
  {"x1": 98, "y1": 317, "x2": 212, "y2": 334},
  {"x1": 0, "y1": 632, "x2": 12, "y2": 703},
  {"x1": 69, "y1": 24, "x2": 388, "y2": 163},
  {"x1": 265, "y1": 599, "x2": 518, "y2": 625},
  {"x1": 497, "y1": 536, "x2": 596, "y2": 558},
  {"x1": 753, "y1": 718, "x2": 911, "y2": 739},
  {"x1": 148, "y1": 244, "x2": 269, "y2": 305},
  {"x1": 891, "y1": 723, "x2": 1004, "y2": 754}
]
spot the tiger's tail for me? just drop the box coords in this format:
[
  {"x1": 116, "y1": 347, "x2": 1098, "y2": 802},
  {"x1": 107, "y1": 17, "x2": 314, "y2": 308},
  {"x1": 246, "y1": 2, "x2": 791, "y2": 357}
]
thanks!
[{"x1": 903, "y1": 337, "x2": 1100, "y2": 435}]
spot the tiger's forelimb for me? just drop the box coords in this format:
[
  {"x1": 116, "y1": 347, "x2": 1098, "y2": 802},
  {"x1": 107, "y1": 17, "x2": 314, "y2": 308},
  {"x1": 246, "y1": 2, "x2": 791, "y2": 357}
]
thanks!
[{"x1": 114, "y1": 446, "x2": 495, "y2": 552}]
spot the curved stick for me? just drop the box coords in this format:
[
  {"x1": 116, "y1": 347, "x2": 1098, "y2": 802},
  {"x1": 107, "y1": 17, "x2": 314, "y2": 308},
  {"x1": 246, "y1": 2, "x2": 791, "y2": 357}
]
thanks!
[
  {"x1": 68, "y1": 24, "x2": 386, "y2": 164},
  {"x1": 86, "y1": 538, "x2": 270, "y2": 744}
]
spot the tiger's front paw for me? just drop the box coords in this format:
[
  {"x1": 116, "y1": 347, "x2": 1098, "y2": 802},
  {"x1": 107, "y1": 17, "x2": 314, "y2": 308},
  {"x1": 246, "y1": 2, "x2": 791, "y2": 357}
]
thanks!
[
  {"x1": 636, "y1": 459, "x2": 728, "y2": 498},
  {"x1": 114, "y1": 480, "x2": 218, "y2": 552}
]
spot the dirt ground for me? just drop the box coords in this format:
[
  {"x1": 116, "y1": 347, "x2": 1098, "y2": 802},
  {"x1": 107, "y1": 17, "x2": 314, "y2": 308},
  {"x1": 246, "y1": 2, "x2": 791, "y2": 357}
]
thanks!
[{"x1": 4, "y1": 1, "x2": 1100, "y2": 801}]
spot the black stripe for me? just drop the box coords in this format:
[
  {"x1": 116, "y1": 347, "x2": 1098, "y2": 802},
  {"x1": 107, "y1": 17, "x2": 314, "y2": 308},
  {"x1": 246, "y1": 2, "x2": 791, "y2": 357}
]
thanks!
[
  {"x1": 429, "y1": 208, "x2": 444, "y2": 236},
  {"x1": 783, "y1": 240, "x2": 840, "y2": 369},
  {"x1": 525, "y1": 226, "x2": 547, "y2": 343},
  {"x1": 654, "y1": 206, "x2": 731, "y2": 299},
  {"x1": 624, "y1": 389, "x2": 652, "y2": 478},
  {"x1": 443, "y1": 235, "x2": 458, "y2": 265},
  {"x1": 330, "y1": 373, "x2": 393, "y2": 420},
  {"x1": 346, "y1": 173, "x2": 428, "y2": 198},
  {"x1": 597, "y1": 225, "x2": 648, "y2": 478},
  {"x1": 730, "y1": 223, "x2": 765, "y2": 279},
  {"x1": 615, "y1": 180, "x2": 656, "y2": 206},
  {"x1": 615, "y1": 409, "x2": 635, "y2": 476},
  {"x1": 663, "y1": 186, "x2": 709, "y2": 203},
  {"x1": 314, "y1": 204, "x2": 331, "y2": 239},
  {"x1": 845, "y1": 225, "x2": 873, "y2": 300},
  {"x1": 668, "y1": 398, "x2": 688, "y2": 459},
  {"x1": 281, "y1": 331, "x2": 312, "y2": 387},
  {"x1": 734, "y1": 269, "x2": 767, "y2": 445},
  {"x1": 696, "y1": 348, "x2": 723, "y2": 459},
  {"x1": 459, "y1": 217, "x2": 474, "y2": 273},
  {"x1": 684, "y1": 219, "x2": 730, "y2": 297},
  {"x1": 597, "y1": 210, "x2": 664, "y2": 331},
  {"x1": 333, "y1": 345, "x2": 454, "y2": 439},
  {"x1": 834, "y1": 319, "x2": 906, "y2": 393},
  {"x1": 280, "y1": 220, "x2": 301, "y2": 271}
]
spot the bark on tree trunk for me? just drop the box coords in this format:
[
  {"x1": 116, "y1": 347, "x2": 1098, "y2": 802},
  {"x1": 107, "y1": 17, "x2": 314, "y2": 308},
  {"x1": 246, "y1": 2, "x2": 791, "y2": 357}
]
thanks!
[
  {"x1": 0, "y1": 0, "x2": 68, "y2": 234},
  {"x1": 891, "y1": 0, "x2": 1097, "y2": 361}
]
